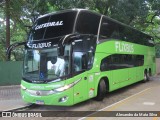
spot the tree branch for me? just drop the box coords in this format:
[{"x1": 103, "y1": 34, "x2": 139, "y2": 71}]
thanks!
[{"x1": 146, "y1": 12, "x2": 158, "y2": 24}]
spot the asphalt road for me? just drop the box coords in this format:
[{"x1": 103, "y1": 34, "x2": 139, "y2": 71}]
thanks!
[{"x1": 1, "y1": 75, "x2": 160, "y2": 120}]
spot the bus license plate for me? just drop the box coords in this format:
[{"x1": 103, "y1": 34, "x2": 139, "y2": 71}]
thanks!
[{"x1": 36, "y1": 100, "x2": 44, "y2": 105}]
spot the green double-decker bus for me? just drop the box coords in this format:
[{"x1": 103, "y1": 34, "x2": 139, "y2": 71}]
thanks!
[{"x1": 8, "y1": 9, "x2": 156, "y2": 105}]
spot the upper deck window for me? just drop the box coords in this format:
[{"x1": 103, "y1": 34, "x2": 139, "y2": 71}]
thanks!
[
  {"x1": 28, "y1": 11, "x2": 77, "y2": 41},
  {"x1": 99, "y1": 16, "x2": 154, "y2": 47},
  {"x1": 75, "y1": 11, "x2": 101, "y2": 35}
]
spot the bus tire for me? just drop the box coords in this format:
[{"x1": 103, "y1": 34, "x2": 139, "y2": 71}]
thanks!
[
  {"x1": 148, "y1": 69, "x2": 152, "y2": 81},
  {"x1": 149, "y1": 69, "x2": 152, "y2": 76},
  {"x1": 94, "y1": 79, "x2": 106, "y2": 101},
  {"x1": 143, "y1": 71, "x2": 149, "y2": 82}
]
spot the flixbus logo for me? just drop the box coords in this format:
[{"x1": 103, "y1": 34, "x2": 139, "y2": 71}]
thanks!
[
  {"x1": 115, "y1": 41, "x2": 134, "y2": 53},
  {"x1": 27, "y1": 42, "x2": 52, "y2": 48}
]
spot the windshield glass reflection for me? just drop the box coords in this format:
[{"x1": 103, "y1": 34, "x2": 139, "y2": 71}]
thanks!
[{"x1": 23, "y1": 45, "x2": 71, "y2": 82}]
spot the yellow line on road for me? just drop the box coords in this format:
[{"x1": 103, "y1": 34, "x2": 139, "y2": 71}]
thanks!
[
  {"x1": 104, "y1": 88, "x2": 151, "y2": 111},
  {"x1": 79, "y1": 88, "x2": 151, "y2": 120}
]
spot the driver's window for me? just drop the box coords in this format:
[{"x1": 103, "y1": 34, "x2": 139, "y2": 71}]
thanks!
[{"x1": 47, "y1": 45, "x2": 71, "y2": 77}]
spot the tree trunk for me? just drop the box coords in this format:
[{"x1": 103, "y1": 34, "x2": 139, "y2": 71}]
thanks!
[{"x1": 5, "y1": 0, "x2": 10, "y2": 49}]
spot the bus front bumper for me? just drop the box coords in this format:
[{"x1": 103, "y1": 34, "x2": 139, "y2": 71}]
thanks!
[{"x1": 21, "y1": 88, "x2": 74, "y2": 106}]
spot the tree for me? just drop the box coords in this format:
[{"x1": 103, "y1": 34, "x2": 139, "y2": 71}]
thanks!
[
  {"x1": 0, "y1": 0, "x2": 159, "y2": 60},
  {"x1": 5, "y1": 0, "x2": 10, "y2": 49}
]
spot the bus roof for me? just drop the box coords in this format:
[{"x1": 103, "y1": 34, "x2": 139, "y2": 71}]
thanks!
[
  {"x1": 36, "y1": 9, "x2": 152, "y2": 38},
  {"x1": 28, "y1": 9, "x2": 153, "y2": 46}
]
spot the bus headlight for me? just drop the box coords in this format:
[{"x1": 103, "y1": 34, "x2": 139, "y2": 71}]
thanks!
[
  {"x1": 54, "y1": 83, "x2": 73, "y2": 92},
  {"x1": 54, "y1": 78, "x2": 81, "y2": 92},
  {"x1": 21, "y1": 78, "x2": 82, "y2": 96}
]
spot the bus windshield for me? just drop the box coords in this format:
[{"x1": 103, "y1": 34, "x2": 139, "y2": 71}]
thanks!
[
  {"x1": 23, "y1": 45, "x2": 71, "y2": 82},
  {"x1": 23, "y1": 34, "x2": 97, "y2": 83}
]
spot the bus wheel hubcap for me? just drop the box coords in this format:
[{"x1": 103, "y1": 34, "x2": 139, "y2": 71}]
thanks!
[{"x1": 144, "y1": 74, "x2": 147, "y2": 80}]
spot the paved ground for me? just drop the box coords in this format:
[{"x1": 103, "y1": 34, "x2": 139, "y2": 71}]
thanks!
[
  {"x1": 0, "y1": 85, "x2": 30, "y2": 111},
  {"x1": 0, "y1": 75, "x2": 160, "y2": 120},
  {"x1": 81, "y1": 85, "x2": 160, "y2": 120}
]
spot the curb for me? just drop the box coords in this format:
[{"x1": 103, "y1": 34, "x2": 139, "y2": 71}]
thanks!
[{"x1": 4, "y1": 103, "x2": 34, "y2": 112}]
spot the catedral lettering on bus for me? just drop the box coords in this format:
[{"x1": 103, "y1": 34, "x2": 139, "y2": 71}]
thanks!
[
  {"x1": 35, "y1": 21, "x2": 63, "y2": 30},
  {"x1": 7, "y1": 9, "x2": 155, "y2": 106}
]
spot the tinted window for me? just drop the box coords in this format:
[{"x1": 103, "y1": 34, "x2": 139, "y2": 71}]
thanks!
[
  {"x1": 72, "y1": 36, "x2": 96, "y2": 52},
  {"x1": 72, "y1": 35, "x2": 97, "y2": 70},
  {"x1": 44, "y1": 12, "x2": 77, "y2": 39},
  {"x1": 29, "y1": 16, "x2": 49, "y2": 40},
  {"x1": 99, "y1": 18, "x2": 119, "y2": 40},
  {"x1": 76, "y1": 11, "x2": 101, "y2": 35},
  {"x1": 28, "y1": 11, "x2": 77, "y2": 41},
  {"x1": 99, "y1": 16, "x2": 154, "y2": 47},
  {"x1": 135, "y1": 55, "x2": 144, "y2": 66},
  {"x1": 100, "y1": 54, "x2": 144, "y2": 71}
]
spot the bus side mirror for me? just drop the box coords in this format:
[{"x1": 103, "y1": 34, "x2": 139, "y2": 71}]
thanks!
[
  {"x1": 7, "y1": 42, "x2": 26, "y2": 61},
  {"x1": 82, "y1": 54, "x2": 88, "y2": 70}
]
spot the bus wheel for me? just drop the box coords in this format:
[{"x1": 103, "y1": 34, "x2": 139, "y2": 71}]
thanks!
[
  {"x1": 143, "y1": 71, "x2": 149, "y2": 82},
  {"x1": 149, "y1": 70, "x2": 152, "y2": 76},
  {"x1": 149, "y1": 69, "x2": 152, "y2": 80},
  {"x1": 94, "y1": 79, "x2": 106, "y2": 101}
]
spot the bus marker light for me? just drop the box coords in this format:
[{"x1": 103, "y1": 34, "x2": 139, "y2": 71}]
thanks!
[
  {"x1": 90, "y1": 88, "x2": 94, "y2": 90},
  {"x1": 74, "y1": 92, "x2": 80, "y2": 96},
  {"x1": 95, "y1": 73, "x2": 100, "y2": 75}
]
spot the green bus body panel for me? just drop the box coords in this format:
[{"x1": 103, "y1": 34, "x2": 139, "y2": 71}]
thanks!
[
  {"x1": 95, "y1": 40, "x2": 156, "y2": 91},
  {"x1": 21, "y1": 40, "x2": 156, "y2": 106},
  {"x1": 96, "y1": 40, "x2": 155, "y2": 55},
  {"x1": 21, "y1": 85, "x2": 74, "y2": 106},
  {"x1": 21, "y1": 71, "x2": 96, "y2": 105}
]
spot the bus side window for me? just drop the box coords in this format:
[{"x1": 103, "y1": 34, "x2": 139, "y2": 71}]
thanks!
[
  {"x1": 99, "y1": 17, "x2": 119, "y2": 40},
  {"x1": 76, "y1": 11, "x2": 100, "y2": 35},
  {"x1": 100, "y1": 56, "x2": 112, "y2": 71},
  {"x1": 135, "y1": 55, "x2": 144, "y2": 66}
]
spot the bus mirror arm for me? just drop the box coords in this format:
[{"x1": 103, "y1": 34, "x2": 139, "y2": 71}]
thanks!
[
  {"x1": 6, "y1": 41, "x2": 26, "y2": 61},
  {"x1": 58, "y1": 43, "x2": 65, "y2": 56},
  {"x1": 58, "y1": 47, "x2": 64, "y2": 56}
]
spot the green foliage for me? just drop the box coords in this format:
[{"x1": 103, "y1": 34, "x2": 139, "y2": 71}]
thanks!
[{"x1": 0, "y1": 0, "x2": 160, "y2": 61}]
